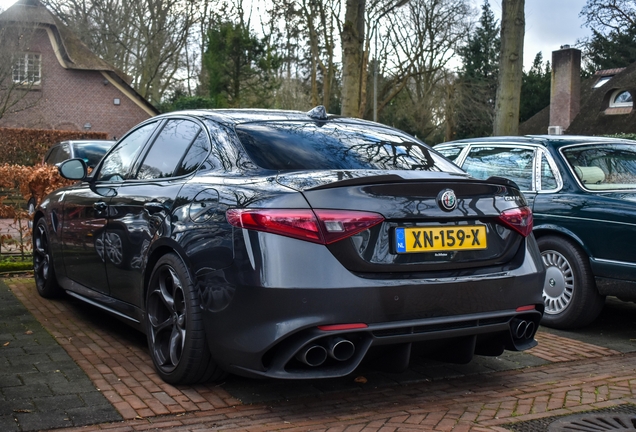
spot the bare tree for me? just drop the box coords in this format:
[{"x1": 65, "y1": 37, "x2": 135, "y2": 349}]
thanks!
[
  {"x1": 341, "y1": 0, "x2": 365, "y2": 117},
  {"x1": 267, "y1": 0, "x2": 341, "y2": 111},
  {"x1": 0, "y1": 23, "x2": 42, "y2": 121},
  {"x1": 42, "y1": 0, "x2": 207, "y2": 104},
  {"x1": 493, "y1": 0, "x2": 524, "y2": 136},
  {"x1": 372, "y1": 0, "x2": 471, "y2": 139},
  {"x1": 580, "y1": 0, "x2": 636, "y2": 32}
]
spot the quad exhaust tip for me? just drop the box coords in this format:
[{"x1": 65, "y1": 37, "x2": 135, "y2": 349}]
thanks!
[
  {"x1": 512, "y1": 319, "x2": 535, "y2": 340},
  {"x1": 327, "y1": 337, "x2": 355, "y2": 361},
  {"x1": 296, "y1": 337, "x2": 356, "y2": 366},
  {"x1": 296, "y1": 344, "x2": 328, "y2": 367}
]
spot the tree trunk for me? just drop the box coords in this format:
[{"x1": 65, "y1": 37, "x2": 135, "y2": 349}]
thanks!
[
  {"x1": 341, "y1": 0, "x2": 365, "y2": 117},
  {"x1": 493, "y1": 0, "x2": 524, "y2": 136}
]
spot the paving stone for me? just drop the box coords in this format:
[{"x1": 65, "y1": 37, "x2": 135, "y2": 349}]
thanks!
[
  {"x1": 14, "y1": 409, "x2": 73, "y2": 431},
  {"x1": 0, "y1": 373, "x2": 22, "y2": 388},
  {"x1": 81, "y1": 390, "x2": 116, "y2": 407},
  {"x1": 33, "y1": 394, "x2": 86, "y2": 412},
  {"x1": 50, "y1": 378, "x2": 100, "y2": 395},
  {"x1": 0, "y1": 399, "x2": 35, "y2": 416},
  {"x1": 0, "y1": 281, "x2": 120, "y2": 431},
  {"x1": 2, "y1": 383, "x2": 54, "y2": 399},
  {"x1": 7, "y1": 275, "x2": 636, "y2": 432},
  {"x1": 0, "y1": 414, "x2": 19, "y2": 432},
  {"x1": 67, "y1": 405, "x2": 122, "y2": 426},
  {"x1": 20, "y1": 370, "x2": 70, "y2": 387}
]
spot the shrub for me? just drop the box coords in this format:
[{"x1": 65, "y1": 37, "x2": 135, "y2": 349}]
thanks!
[
  {"x1": 604, "y1": 133, "x2": 636, "y2": 141},
  {"x1": 0, "y1": 127, "x2": 109, "y2": 165},
  {"x1": 0, "y1": 164, "x2": 74, "y2": 214},
  {"x1": 0, "y1": 164, "x2": 74, "y2": 259}
]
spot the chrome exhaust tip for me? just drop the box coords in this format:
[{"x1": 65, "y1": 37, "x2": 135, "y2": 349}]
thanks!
[
  {"x1": 327, "y1": 337, "x2": 355, "y2": 361},
  {"x1": 512, "y1": 319, "x2": 528, "y2": 339},
  {"x1": 296, "y1": 344, "x2": 328, "y2": 367},
  {"x1": 524, "y1": 321, "x2": 536, "y2": 339}
]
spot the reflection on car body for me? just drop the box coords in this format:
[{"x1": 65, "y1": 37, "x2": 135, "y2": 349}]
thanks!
[
  {"x1": 32, "y1": 108, "x2": 545, "y2": 385},
  {"x1": 436, "y1": 135, "x2": 636, "y2": 329}
]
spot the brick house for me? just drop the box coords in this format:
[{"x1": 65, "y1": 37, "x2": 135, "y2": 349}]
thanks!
[
  {"x1": 520, "y1": 46, "x2": 636, "y2": 136},
  {"x1": 0, "y1": 0, "x2": 158, "y2": 140}
]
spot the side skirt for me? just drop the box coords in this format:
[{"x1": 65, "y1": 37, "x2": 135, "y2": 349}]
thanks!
[{"x1": 58, "y1": 276, "x2": 145, "y2": 333}]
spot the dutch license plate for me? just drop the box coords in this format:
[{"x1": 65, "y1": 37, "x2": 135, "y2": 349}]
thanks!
[{"x1": 395, "y1": 226, "x2": 487, "y2": 253}]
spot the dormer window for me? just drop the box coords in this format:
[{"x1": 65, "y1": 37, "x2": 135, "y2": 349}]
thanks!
[
  {"x1": 12, "y1": 53, "x2": 41, "y2": 85},
  {"x1": 610, "y1": 90, "x2": 633, "y2": 108},
  {"x1": 593, "y1": 76, "x2": 612, "y2": 88}
]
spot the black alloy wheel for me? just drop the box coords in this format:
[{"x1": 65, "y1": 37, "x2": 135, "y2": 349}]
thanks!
[
  {"x1": 538, "y1": 235, "x2": 605, "y2": 329},
  {"x1": 145, "y1": 253, "x2": 223, "y2": 384},
  {"x1": 33, "y1": 218, "x2": 62, "y2": 298}
]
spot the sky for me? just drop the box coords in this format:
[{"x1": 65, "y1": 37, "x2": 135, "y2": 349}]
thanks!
[
  {"x1": 0, "y1": 0, "x2": 592, "y2": 70},
  {"x1": 494, "y1": 0, "x2": 592, "y2": 67}
]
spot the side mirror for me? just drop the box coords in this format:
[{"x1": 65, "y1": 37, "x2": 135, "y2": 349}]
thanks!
[{"x1": 58, "y1": 158, "x2": 88, "y2": 180}]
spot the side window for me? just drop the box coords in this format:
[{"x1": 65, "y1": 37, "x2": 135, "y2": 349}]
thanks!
[
  {"x1": 435, "y1": 145, "x2": 463, "y2": 162},
  {"x1": 462, "y1": 146, "x2": 535, "y2": 191},
  {"x1": 97, "y1": 122, "x2": 157, "y2": 182},
  {"x1": 174, "y1": 131, "x2": 211, "y2": 176},
  {"x1": 45, "y1": 144, "x2": 70, "y2": 164},
  {"x1": 540, "y1": 154, "x2": 557, "y2": 190},
  {"x1": 136, "y1": 119, "x2": 201, "y2": 180}
]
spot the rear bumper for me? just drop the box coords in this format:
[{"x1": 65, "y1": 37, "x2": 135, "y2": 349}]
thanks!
[
  {"x1": 227, "y1": 309, "x2": 542, "y2": 379},
  {"x1": 197, "y1": 231, "x2": 545, "y2": 379}
]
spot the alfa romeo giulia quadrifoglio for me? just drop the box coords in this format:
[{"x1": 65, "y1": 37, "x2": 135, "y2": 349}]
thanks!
[{"x1": 32, "y1": 107, "x2": 545, "y2": 384}]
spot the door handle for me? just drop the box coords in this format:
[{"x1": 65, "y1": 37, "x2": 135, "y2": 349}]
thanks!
[{"x1": 93, "y1": 202, "x2": 108, "y2": 211}]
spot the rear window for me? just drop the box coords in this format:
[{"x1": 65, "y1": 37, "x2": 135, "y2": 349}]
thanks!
[
  {"x1": 235, "y1": 121, "x2": 460, "y2": 172},
  {"x1": 563, "y1": 142, "x2": 636, "y2": 190}
]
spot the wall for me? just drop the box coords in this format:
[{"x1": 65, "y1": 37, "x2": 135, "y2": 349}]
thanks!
[{"x1": 0, "y1": 29, "x2": 153, "y2": 139}]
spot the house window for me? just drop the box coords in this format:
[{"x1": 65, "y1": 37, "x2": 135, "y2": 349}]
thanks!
[
  {"x1": 12, "y1": 53, "x2": 41, "y2": 85},
  {"x1": 609, "y1": 90, "x2": 633, "y2": 108},
  {"x1": 593, "y1": 76, "x2": 612, "y2": 88}
]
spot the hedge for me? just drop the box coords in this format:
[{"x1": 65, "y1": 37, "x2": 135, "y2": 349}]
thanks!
[
  {"x1": 0, "y1": 164, "x2": 73, "y2": 219},
  {"x1": 604, "y1": 133, "x2": 636, "y2": 141},
  {"x1": 0, "y1": 127, "x2": 109, "y2": 166}
]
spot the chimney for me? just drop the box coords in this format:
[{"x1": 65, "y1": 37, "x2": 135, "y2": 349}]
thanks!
[{"x1": 549, "y1": 46, "x2": 581, "y2": 134}]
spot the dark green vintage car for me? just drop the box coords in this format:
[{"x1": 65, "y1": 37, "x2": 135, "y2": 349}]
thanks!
[{"x1": 435, "y1": 136, "x2": 636, "y2": 329}]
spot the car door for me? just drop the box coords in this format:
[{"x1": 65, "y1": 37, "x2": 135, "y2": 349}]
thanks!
[
  {"x1": 61, "y1": 122, "x2": 159, "y2": 294},
  {"x1": 104, "y1": 117, "x2": 211, "y2": 307}
]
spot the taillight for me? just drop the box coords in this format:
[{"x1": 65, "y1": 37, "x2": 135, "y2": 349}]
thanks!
[
  {"x1": 499, "y1": 206, "x2": 533, "y2": 237},
  {"x1": 226, "y1": 209, "x2": 384, "y2": 244}
]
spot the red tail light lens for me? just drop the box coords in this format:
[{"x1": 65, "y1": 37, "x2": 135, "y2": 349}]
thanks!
[
  {"x1": 226, "y1": 209, "x2": 384, "y2": 244},
  {"x1": 313, "y1": 210, "x2": 384, "y2": 244},
  {"x1": 499, "y1": 206, "x2": 533, "y2": 237}
]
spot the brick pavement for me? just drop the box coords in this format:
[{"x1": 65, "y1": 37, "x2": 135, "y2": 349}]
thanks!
[{"x1": 4, "y1": 277, "x2": 636, "y2": 431}]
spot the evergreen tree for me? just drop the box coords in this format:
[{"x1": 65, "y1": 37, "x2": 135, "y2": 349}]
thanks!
[
  {"x1": 519, "y1": 52, "x2": 551, "y2": 123},
  {"x1": 203, "y1": 21, "x2": 281, "y2": 108},
  {"x1": 453, "y1": 0, "x2": 500, "y2": 139},
  {"x1": 585, "y1": 26, "x2": 636, "y2": 71},
  {"x1": 580, "y1": 0, "x2": 636, "y2": 71}
]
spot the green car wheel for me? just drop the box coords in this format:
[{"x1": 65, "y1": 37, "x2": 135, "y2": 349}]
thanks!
[{"x1": 538, "y1": 236, "x2": 605, "y2": 329}]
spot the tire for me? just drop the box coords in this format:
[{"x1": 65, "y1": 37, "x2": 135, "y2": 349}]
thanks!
[
  {"x1": 33, "y1": 218, "x2": 62, "y2": 298},
  {"x1": 537, "y1": 236, "x2": 605, "y2": 329},
  {"x1": 145, "y1": 253, "x2": 224, "y2": 384}
]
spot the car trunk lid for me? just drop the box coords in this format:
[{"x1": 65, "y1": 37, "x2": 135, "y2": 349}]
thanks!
[{"x1": 277, "y1": 170, "x2": 531, "y2": 273}]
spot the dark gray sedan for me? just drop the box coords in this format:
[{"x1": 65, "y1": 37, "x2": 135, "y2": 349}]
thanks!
[{"x1": 33, "y1": 108, "x2": 545, "y2": 384}]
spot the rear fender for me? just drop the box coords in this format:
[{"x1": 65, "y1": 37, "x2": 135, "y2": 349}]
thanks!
[{"x1": 533, "y1": 224, "x2": 592, "y2": 257}]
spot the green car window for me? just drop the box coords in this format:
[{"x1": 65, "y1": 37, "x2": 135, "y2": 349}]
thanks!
[
  {"x1": 563, "y1": 143, "x2": 636, "y2": 190},
  {"x1": 463, "y1": 146, "x2": 535, "y2": 191}
]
